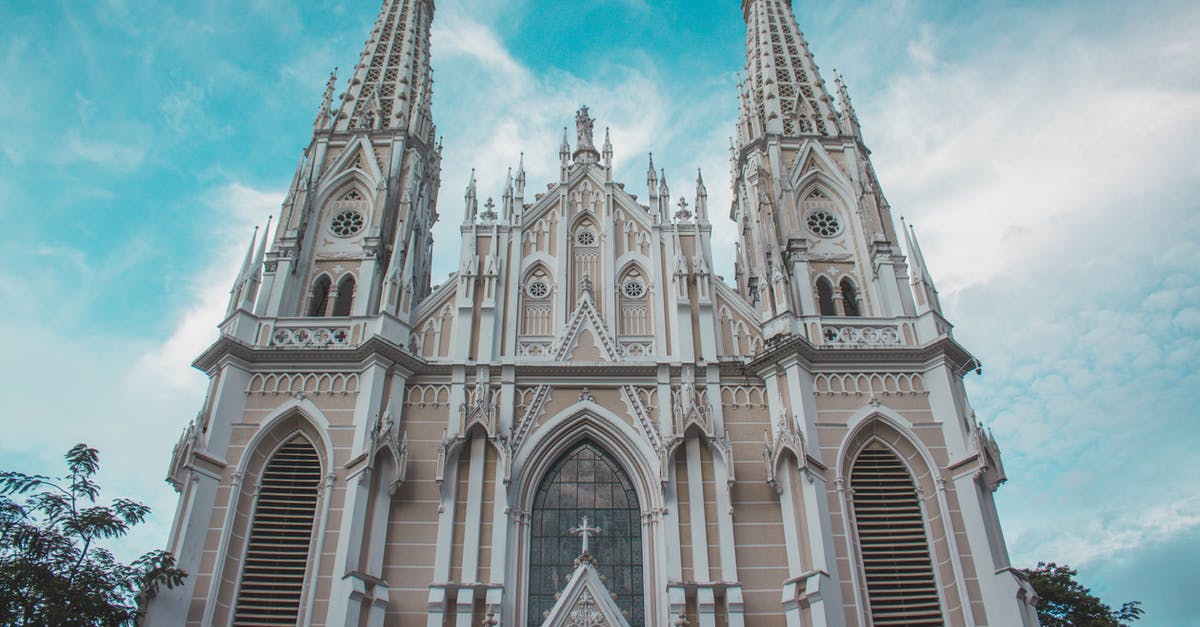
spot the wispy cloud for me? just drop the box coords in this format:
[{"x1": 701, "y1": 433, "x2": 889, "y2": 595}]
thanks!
[{"x1": 850, "y1": 3, "x2": 1200, "y2": 601}]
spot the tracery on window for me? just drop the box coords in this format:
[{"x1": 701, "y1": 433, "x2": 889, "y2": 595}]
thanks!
[
  {"x1": 330, "y1": 210, "x2": 365, "y2": 237},
  {"x1": 806, "y1": 209, "x2": 841, "y2": 237},
  {"x1": 527, "y1": 277, "x2": 551, "y2": 299},
  {"x1": 575, "y1": 228, "x2": 598, "y2": 247},
  {"x1": 528, "y1": 441, "x2": 643, "y2": 626}
]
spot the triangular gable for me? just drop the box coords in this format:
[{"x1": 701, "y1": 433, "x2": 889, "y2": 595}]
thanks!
[
  {"x1": 554, "y1": 292, "x2": 619, "y2": 362},
  {"x1": 540, "y1": 560, "x2": 632, "y2": 627},
  {"x1": 788, "y1": 139, "x2": 853, "y2": 194},
  {"x1": 318, "y1": 135, "x2": 384, "y2": 187}
]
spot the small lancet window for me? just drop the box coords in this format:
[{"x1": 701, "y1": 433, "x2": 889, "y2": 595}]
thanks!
[
  {"x1": 840, "y1": 278, "x2": 861, "y2": 317},
  {"x1": 332, "y1": 276, "x2": 356, "y2": 317},
  {"x1": 816, "y1": 277, "x2": 836, "y2": 316},
  {"x1": 307, "y1": 275, "x2": 332, "y2": 317}
]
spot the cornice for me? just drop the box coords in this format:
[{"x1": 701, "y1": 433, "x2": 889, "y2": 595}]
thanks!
[
  {"x1": 191, "y1": 335, "x2": 431, "y2": 376},
  {"x1": 745, "y1": 333, "x2": 981, "y2": 377}
]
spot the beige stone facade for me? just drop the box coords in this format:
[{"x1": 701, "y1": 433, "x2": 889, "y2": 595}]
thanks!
[{"x1": 145, "y1": 1, "x2": 1039, "y2": 625}]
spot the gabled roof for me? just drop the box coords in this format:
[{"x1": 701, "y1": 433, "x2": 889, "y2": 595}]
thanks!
[
  {"x1": 539, "y1": 558, "x2": 632, "y2": 627},
  {"x1": 554, "y1": 289, "x2": 619, "y2": 362}
]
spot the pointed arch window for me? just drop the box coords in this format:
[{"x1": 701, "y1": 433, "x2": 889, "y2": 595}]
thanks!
[
  {"x1": 528, "y1": 441, "x2": 643, "y2": 626},
  {"x1": 840, "y1": 278, "x2": 861, "y2": 317},
  {"x1": 816, "y1": 277, "x2": 836, "y2": 316},
  {"x1": 332, "y1": 275, "x2": 356, "y2": 317},
  {"x1": 307, "y1": 275, "x2": 332, "y2": 317},
  {"x1": 233, "y1": 436, "x2": 322, "y2": 626},
  {"x1": 850, "y1": 444, "x2": 942, "y2": 626}
]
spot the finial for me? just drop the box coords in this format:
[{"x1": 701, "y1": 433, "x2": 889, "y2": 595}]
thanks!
[
  {"x1": 675, "y1": 197, "x2": 692, "y2": 222},
  {"x1": 464, "y1": 169, "x2": 478, "y2": 222},
  {"x1": 314, "y1": 67, "x2": 338, "y2": 130},
  {"x1": 481, "y1": 198, "x2": 497, "y2": 223}
]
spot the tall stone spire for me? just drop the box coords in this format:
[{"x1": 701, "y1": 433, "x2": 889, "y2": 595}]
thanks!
[
  {"x1": 334, "y1": 0, "x2": 435, "y2": 141},
  {"x1": 739, "y1": 0, "x2": 839, "y2": 143},
  {"x1": 253, "y1": 0, "x2": 443, "y2": 321}
]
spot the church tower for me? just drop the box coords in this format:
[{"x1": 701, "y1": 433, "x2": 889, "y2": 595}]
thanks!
[{"x1": 146, "y1": 1, "x2": 1039, "y2": 625}]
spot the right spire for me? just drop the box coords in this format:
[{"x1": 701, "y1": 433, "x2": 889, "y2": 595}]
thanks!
[{"x1": 739, "y1": 0, "x2": 840, "y2": 145}]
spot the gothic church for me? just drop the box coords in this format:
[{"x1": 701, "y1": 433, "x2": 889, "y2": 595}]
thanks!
[{"x1": 146, "y1": 1, "x2": 1039, "y2": 625}]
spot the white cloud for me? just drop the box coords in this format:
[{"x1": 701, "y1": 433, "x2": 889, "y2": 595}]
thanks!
[
  {"x1": 850, "y1": 3, "x2": 1200, "y2": 594},
  {"x1": 65, "y1": 130, "x2": 150, "y2": 171},
  {"x1": 135, "y1": 183, "x2": 282, "y2": 392},
  {"x1": 0, "y1": 181, "x2": 279, "y2": 561}
]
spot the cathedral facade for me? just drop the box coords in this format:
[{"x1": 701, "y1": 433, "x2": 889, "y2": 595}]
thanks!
[{"x1": 145, "y1": 1, "x2": 1040, "y2": 625}]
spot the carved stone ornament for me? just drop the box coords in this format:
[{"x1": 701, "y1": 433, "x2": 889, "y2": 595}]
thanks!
[
  {"x1": 436, "y1": 383, "x2": 513, "y2": 485},
  {"x1": 659, "y1": 383, "x2": 735, "y2": 487},
  {"x1": 974, "y1": 422, "x2": 1007, "y2": 493},
  {"x1": 368, "y1": 401, "x2": 409, "y2": 495},
  {"x1": 538, "y1": 559, "x2": 631, "y2": 627},
  {"x1": 576, "y1": 106, "x2": 596, "y2": 149},
  {"x1": 166, "y1": 418, "x2": 200, "y2": 492},
  {"x1": 763, "y1": 415, "x2": 806, "y2": 494}
]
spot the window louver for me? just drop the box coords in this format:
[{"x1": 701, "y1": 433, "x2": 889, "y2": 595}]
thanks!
[
  {"x1": 233, "y1": 438, "x2": 322, "y2": 626},
  {"x1": 851, "y1": 444, "x2": 943, "y2": 626}
]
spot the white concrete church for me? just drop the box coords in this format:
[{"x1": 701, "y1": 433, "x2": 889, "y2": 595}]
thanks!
[{"x1": 144, "y1": 0, "x2": 1041, "y2": 625}]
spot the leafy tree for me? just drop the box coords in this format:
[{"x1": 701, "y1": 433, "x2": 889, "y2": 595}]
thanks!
[
  {"x1": 0, "y1": 444, "x2": 186, "y2": 626},
  {"x1": 1022, "y1": 561, "x2": 1144, "y2": 627}
]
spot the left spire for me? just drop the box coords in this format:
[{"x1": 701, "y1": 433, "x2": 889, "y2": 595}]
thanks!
[{"x1": 334, "y1": 0, "x2": 436, "y2": 140}]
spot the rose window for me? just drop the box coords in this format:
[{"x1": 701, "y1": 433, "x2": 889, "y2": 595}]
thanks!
[
  {"x1": 806, "y1": 210, "x2": 841, "y2": 237},
  {"x1": 622, "y1": 280, "x2": 646, "y2": 299},
  {"x1": 330, "y1": 210, "x2": 365, "y2": 237},
  {"x1": 526, "y1": 280, "x2": 550, "y2": 299},
  {"x1": 575, "y1": 229, "x2": 597, "y2": 247}
]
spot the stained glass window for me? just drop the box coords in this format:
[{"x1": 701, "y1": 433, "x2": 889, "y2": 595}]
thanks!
[{"x1": 528, "y1": 441, "x2": 643, "y2": 626}]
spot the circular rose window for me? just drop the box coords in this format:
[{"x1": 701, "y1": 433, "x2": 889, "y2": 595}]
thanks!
[
  {"x1": 806, "y1": 210, "x2": 841, "y2": 238},
  {"x1": 622, "y1": 280, "x2": 646, "y2": 299},
  {"x1": 575, "y1": 229, "x2": 597, "y2": 247},
  {"x1": 526, "y1": 280, "x2": 550, "y2": 299},
  {"x1": 331, "y1": 210, "x2": 365, "y2": 237}
]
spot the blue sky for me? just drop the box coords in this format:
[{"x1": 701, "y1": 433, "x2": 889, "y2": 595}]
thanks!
[{"x1": 2, "y1": 0, "x2": 1198, "y2": 622}]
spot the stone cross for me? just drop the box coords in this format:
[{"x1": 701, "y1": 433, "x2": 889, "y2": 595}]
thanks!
[{"x1": 571, "y1": 516, "x2": 601, "y2": 555}]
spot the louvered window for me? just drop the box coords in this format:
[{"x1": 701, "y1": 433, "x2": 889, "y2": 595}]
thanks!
[
  {"x1": 233, "y1": 437, "x2": 322, "y2": 626},
  {"x1": 851, "y1": 444, "x2": 943, "y2": 626}
]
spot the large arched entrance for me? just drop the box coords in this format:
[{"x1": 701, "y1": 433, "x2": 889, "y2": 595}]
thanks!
[{"x1": 527, "y1": 440, "x2": 644, "y2": 626}]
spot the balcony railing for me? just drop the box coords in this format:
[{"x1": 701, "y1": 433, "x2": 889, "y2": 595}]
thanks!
[
  {"x1": 816, "y1": 318, "x2": 912, "y2": 348},
  {"x1": 260, "y1": 318, "x2": 369, "y2": 349}
]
